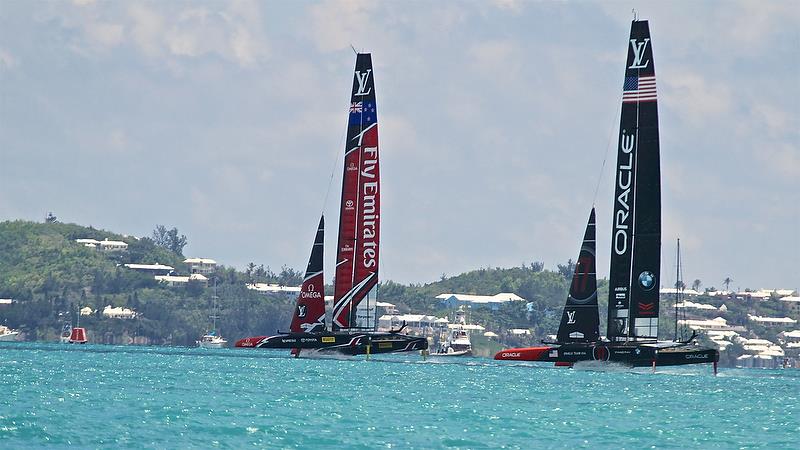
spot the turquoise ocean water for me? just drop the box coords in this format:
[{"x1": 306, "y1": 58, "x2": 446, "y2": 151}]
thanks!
[{"x1": 1, "y1": 342, "x2": 797, "y2": 448}]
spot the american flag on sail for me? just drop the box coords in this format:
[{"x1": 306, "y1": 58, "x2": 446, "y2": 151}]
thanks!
[{"x1": 622, "y1": 75, "x2": 657, "y2": 103}]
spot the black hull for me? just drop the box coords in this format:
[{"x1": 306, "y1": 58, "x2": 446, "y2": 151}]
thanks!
[
  {"x1": 496, "y1": 342, "x2": 718, "y2": 367},
  {"x1": 240, "y1": 331, "x2": 428, "y2": 355}
]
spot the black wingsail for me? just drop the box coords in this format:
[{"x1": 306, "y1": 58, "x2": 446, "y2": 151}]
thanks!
[
  {"x1": 607, "y1": 20, "x2": 661, "y2": 342},
  {"x1": 557, "y1": 208, "x2": 600, "y2": 343}
]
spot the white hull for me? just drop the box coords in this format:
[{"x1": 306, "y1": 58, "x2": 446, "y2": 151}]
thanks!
[
  {"x1": 0, "y1": 331, "x2": 20, "y2": 342},
  {"x1": 430, "y1": 349, "x2": 471, "y2": 357},
  {"x1": 197, "y1": 335, "x2": 227, "y2": 348}
]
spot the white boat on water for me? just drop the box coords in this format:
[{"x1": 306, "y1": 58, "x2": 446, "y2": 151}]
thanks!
[
  {"x1": 197, "y1": 280, "x2": 227, "y2": 349},
  {"x1": 431, "y1": 327, "x2": 472, "y2": 356},
  {"x1": 0, "y1": 325, "x2": 20, "y2": 342},
  {"x1": 59, "y1": 323, "x2": 72, "y2": 343},
  {"x1": 197, "y1": 331, "x2": 227, "y2": 349},
  {"x1": 431, "y1": 307, "x2": 473, "y2": 356}
]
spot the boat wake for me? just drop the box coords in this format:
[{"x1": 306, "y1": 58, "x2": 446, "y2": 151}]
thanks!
[
  {"x1": 296, "y1": 349, "x2": 352, "y2": 361},
  {"x1": 572, "y1": 360, "x2": 636, "y2": 372}
]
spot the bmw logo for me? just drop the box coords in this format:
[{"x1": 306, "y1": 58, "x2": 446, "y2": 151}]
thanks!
[{"x1": 638, "y1": 271, "x2": 656, "y2": 290}]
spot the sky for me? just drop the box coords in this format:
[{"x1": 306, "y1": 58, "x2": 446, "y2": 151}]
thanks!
[{"x1": 1, "y1": 0, "x2": 798, "y2": 291}]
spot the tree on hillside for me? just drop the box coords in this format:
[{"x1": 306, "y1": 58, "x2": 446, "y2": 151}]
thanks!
[
  {"x1": 255, "y1": 264, "x2": 267, "y2": 281},
  {"x1": 45, "y1": 212, "x2": 58, "y2": 223},
  {"x1": 692, "y1": 279, "x2": 702, "y2": 291},
  {"x1": 723, "y1": 277, "x2": 733, "y2": 292},
  {"x1": 530, "y1": 261, "x2": 544, "y2": 273},
  {"x1": 278, "y1": 265, "x2": 302, "y2": 286},
  {"x1": 152, "y1": 225, "x2": 188, "y2": 256},
  {"x1": 556, "y1": 259, "x2": 575, "y2": 280},
  {"x1": 245, "y1": 262, "x2": 256, "y2": 281}
]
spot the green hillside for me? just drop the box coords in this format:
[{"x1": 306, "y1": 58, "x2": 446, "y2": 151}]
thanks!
[
  {"x1": 0, "y1": 220, "x2": 185, "y2": 295},
  {"x1": 0, "y1": 220, "x2": 296, "y2": 345},
  {"x1": 3, "y1": 219, "x2": 783, "y2": 366}
]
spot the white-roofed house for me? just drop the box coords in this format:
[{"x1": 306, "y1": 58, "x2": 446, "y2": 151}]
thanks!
[
  {"x1": 246, "y1": 283, "x2": 301, "y2": 296},
  {"x1": 737, "y1": 337, "x2": 785, "y2": 368},
  {"x1": 677, "y1": 316, "x2": 746, "y2": 332},
  {"x1": 102, "y1": 305, "x2": 137, "y2": 319},
  {"x1": 155, "y1": 273, "x2": 208, "y2": 287},
  {"x1": 675, "y1": 300, "x2": 718, "y2": 311},
  {"x1": 98, "y1": 238, "x2": 128, "y2": 252},
  {"x1": 377, "y1": 314, "x2": 439, "y2": 335},
  {"x1": 436, "y1": 292, "x2": 525, "y2": 310},
  {"x1": 747, "y1": 314, "x2": 797, "y2": 327},
  {"x1": 779, "y1": 330, "x2": 800, "y2": 342},
  {"x1": 660, "y1": 287, "x2": 702, "y2": 299},
  {"x1": 76, "y1": 238, "x2": 101, "y2": 248},
  {"x1": 123, "y1": 263, "x2": 175, "y2": 276},
  {"x1": 184, "y1": 258, "x2": 217, "y2": 276}
]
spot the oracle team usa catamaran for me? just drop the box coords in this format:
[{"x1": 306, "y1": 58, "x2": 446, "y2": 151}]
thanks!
[
  {"x1": 235, "y1": 53, "x2": 428, "y2": 356},
  {"x1": 494, "y1": 20, "x2": 719, "y2": 372}
]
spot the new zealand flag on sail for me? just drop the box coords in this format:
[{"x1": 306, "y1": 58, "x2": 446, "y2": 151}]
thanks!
[{"x1": 349, "y1": 101, "x2": 377, "y2": 126}]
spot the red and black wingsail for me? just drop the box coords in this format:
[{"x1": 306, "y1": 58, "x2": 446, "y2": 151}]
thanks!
[
  {"x1": 289, "y1": 215, "x2": 326, "y2": 333},
  {"x1": 557, "y1": 208, "x2": 600, "y2": 343},
  {"x1": 607, "y1": 20, "x2": 661, "y2": 342},
  {"x1": 332, "y1": 53, "x2": 381, "y2": 330}
]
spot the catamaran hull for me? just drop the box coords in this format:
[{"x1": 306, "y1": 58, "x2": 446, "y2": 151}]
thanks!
[
  {"x1": 494, "y1": 343, "x2": 718, "y2": 367},
  {"x1": 235, "y1": 332, "x2": 428, "y2": 355}
]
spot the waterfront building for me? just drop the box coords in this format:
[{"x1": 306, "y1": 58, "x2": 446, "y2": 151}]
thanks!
[{"x1": 103, "y1": 305, "x2": 137, "y2": 319}]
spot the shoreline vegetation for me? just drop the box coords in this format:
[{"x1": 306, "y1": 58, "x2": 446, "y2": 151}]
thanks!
[{"x1": 0, "y1": 220, "x2": 794, "y2": 367}]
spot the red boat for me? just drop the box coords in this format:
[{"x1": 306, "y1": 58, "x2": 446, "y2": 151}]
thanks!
[{"x1": 69, "y1": 327, "x2": 87, "y2": 344}]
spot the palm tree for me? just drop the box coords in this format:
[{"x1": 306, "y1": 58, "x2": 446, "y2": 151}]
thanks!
[{"x1": 723, "y1": 277, "x2": 733, "y2": 292}]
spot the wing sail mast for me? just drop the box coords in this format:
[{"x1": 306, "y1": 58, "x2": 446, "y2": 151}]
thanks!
[
  {"x1": 332, "y1": 53, "x2": 381, "y2": 331},
  {"x1": 607, "y1": 20, "x2": 661, "y2": 342}
]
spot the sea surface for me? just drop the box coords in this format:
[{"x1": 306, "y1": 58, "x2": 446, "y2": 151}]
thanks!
[{"x1": 1, "y1": 342, "x2": 797, "y2": 449}]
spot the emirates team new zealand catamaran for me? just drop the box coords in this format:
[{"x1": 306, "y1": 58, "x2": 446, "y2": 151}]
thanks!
[
  {"x1": 495, "y1": 20, "x2": 719, "y2": 372},
  {"x1": 235, "y1": 53, "x2": 427, "y2": 356}
]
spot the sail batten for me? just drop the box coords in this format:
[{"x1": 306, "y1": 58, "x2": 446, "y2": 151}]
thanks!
[
  {"x1": 607, "y1": 20, "x2": 661, "y2": 342},
  {"x1": 332, "y1": 53, "x2": 380, "y2": 330}
]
